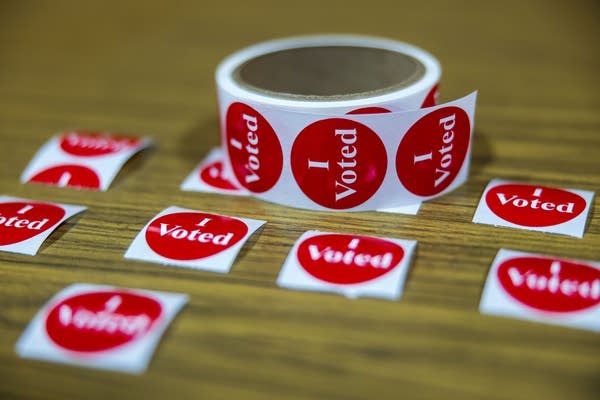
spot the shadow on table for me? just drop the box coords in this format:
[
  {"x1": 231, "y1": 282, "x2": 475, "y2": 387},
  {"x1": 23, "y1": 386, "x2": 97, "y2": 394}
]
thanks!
[
  {"x1": 177, "y1": 116, "x2": 221, "y2": 166},
  {"x1": 470, "y1": 129, "x2": 493, "y2": 178}
]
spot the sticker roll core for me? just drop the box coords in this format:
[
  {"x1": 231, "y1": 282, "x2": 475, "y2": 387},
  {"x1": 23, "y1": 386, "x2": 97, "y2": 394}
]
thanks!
[{"x1": 216, "y1": 35, "x2": 477, "y2": 211}]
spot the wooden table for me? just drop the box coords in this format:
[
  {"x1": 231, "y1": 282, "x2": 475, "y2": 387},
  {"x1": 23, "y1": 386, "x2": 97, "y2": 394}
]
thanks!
[{"x1": 1, "y1": 1, "x2": 598, "y2": 399}]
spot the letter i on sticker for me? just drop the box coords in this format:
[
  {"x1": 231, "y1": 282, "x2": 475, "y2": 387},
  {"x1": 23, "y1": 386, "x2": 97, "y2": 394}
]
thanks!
[
  {"x1": 480, "y1": 249, "x2": 600, "y2": 332},
  {"x1": 0, "y1": 196, "x2": 86, "y2": 255},
  {"x1": 472, "y1": 179, "x2": 594, "y2": 238},
  {"x1": 124, "y1": 206, "x2": 265, "y2": 272},
  {"x1": 277, "y1": 231, "x2": 417, "y2": 300},
  {"x1": 15, "y1": 283, "x2": 188, "y2": 373}
]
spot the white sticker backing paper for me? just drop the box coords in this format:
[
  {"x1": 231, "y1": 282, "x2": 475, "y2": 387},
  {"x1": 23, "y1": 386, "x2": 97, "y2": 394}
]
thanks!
[
  {"x1": 21, "y1": 131, "x2": 152, "y2": 191},
  {"x1": 0, "y1": 196, "x2": 86, "y2": 255},
  {"x1": 15, "y1": 283, "x2": 188, "y2": 373},
  {"x1": 125, "y1": 206, "x2": 265, "y2": 272},
  {"x1": 277, "y1": 230, "x2": 417, "y2": 300},
  {"x1": 480, "y1": 249, "x2": 600, "y2": 333},
  {"x1": 473, "y1": 179, "x2": 594, "y2": 238}
]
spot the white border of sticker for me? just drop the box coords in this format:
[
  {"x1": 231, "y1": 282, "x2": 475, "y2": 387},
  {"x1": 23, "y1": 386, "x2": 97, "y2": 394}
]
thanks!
[
  {"x1": 377, "y1": 203, "x2": 421, "y2": 215},
  {"x1": 217, "y1": 35, "x2": 441, "y2": 111}
]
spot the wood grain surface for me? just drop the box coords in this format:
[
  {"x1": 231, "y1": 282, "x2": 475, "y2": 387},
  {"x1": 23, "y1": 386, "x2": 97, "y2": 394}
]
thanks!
[{"x1": 0, "y1": 1, "x2": 599, "y2": 399}]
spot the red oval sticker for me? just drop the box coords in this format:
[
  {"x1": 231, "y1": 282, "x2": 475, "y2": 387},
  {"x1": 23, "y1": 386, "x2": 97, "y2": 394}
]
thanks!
[
  {"x1": 497, "y1": 256, "x2": 600, "y2": 313},
  {"x1": 60, "y1": 132, "x2": 141, "y2": 157},
  {"x1": 396, "y1": 106, "x2": 470, "y2": 196},
  {"x1": 145, "y1": 212, "x2": 248, "y2": 260},
  {"x1": 297, "y1": 234, "x2": 404, "y2": 284},
  {"x1": 291, "y1": 118, "x2": 387, "y2": 209},
  {"x1": 45, "y1": 290, "x2": 163, "y2": 352},
  {"x1": 225, "y1": 102, "x2": 283, "y2": 193},
  {"x1": 486, "y1": 184, "x2": 586, "y2": 227},
  {"x1": 0, "y1": 201, "x2": 65, "y2": 245}
]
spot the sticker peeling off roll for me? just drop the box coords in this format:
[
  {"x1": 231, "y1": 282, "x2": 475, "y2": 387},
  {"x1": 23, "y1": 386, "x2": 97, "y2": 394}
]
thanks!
[{"x1": 215, "y1": 35, "x2": 477, "y2": 211}]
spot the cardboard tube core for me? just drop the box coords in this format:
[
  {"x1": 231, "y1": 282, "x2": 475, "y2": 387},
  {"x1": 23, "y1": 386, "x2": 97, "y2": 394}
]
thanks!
[{"x1": 234, "y1": 46, "x2": 425, "y2": 101}]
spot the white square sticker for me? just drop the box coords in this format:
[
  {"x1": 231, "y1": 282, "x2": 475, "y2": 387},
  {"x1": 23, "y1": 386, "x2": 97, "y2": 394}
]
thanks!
[
  {"x1": 180, "y1": 148, "x2": 248, "y2": 196},
  {"x1": 480, "y1": 249, "x2": 600, "y2": 333},
  {"x1": 15, "y1": 283, "x2": 188, "y2": 374},
  {"x1": 21, "y1": 131, "x2": 152, "y2": 191},
  {"x1": 0, "y1": 196, "x2": 86, "y2": 255},
  {"x1": 277, "y1": 230, "x2": 417, "y2": 300},
  {"x1": 125, "y1": 206, "x2": 265, "y2": 273},
  {"x1": 472, "y1": 179, "x2": 594, "y2": 238}
]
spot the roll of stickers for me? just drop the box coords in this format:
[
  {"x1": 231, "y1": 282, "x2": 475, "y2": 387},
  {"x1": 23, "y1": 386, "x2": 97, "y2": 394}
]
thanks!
[{"x1": 216, "y1": 35, "x2": 477, "y2": 211}]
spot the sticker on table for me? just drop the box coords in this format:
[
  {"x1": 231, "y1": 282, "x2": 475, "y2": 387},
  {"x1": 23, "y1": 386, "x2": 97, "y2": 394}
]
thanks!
[
  {"x1": 277, "y1": 230, "x2": 417, "y2": 300},
  {"x1": 226, "y1": 103, "x2": 284, "y2": 193},
  {"x1": 21, "y1": 131, "x2": 152, "y2": 191},
  {"x1": 480, "y1": 249, "x2": 600, "y2": 332},
  {"x1": 15, "y1": 283, "x2": 188, "y2": 374},
  {"x1": 472, "y1": 179, "x2": 594, "y2": 238},
  {"x1": 0, "y1": 196, "x2": 86, "y2": 255},
  {"x1": 180, "y1": 148, "x2": 248, "y2": 196},
  {"x1": 125, "y1": 206, "x2": 265, "y2": 272},
  {"x1": 396, "y1": 107, "x2": 470, "y2": 197}
]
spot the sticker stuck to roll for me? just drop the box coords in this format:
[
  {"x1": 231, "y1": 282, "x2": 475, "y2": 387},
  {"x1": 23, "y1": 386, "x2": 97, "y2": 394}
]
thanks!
[
  {"x1": 291, "y1": 118, "x2": 387, "y2": 209},
  {"x1": 396, "y1": 106, "x2": 470, "y2": 196},
  {"x1": 473, "y1": 179, "x2": 594, "y2": 238},
  {"x1": 225, "y1": 102, "x2": 283, "y2": 193}
]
